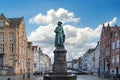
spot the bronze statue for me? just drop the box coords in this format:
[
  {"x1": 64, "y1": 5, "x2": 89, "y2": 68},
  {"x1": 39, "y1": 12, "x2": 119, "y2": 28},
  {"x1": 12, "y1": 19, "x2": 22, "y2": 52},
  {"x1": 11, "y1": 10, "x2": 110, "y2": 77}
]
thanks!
[
  {"x1": 44, "y1": 21, "x2": 76, "y2": 80},
  {"x1": 54, "y1": 21, "x2": 65, "y2": 47}
]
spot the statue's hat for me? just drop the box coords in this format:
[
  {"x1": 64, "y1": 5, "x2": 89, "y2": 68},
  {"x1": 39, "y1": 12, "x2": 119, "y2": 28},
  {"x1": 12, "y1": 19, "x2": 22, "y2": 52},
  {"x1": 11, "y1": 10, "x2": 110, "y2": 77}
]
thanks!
[{"x1": 58, "y1": 21, "x2": 62, "y2": 25}]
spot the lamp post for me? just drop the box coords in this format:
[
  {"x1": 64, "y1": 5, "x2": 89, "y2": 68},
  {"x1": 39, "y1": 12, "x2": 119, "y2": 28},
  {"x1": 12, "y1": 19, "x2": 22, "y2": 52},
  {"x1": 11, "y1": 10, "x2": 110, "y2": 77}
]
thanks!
[
  {"x1": 106, "y1": 60, "x2": 110, "y2": 77},
  {"x1": 27, "y1": 58, "x2": 30, "y2": 79},
  {"x1": 98, "y1": 57, "x2": 101, "y2": 77}
]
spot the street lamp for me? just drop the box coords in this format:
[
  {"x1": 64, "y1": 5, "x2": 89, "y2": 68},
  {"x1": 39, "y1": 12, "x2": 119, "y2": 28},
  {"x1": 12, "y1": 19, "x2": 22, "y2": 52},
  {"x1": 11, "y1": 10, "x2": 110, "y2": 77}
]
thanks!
[
  {"x1": 98, "y1": 57, "x2": 101, "y2": 77},
  {"x1": 27, "y1": 58, "x2": 30, "y2": 79}
]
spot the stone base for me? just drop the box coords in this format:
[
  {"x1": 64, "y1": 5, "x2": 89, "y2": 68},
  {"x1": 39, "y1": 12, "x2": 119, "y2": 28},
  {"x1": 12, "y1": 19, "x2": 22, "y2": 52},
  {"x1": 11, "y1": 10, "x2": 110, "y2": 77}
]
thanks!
[
  {"x1": 44, "y1": 74, "x2": 76, "y2": 80},
  {"x1": 44, "y1": 47, "x2": 76, "y2": 80},
  {"x1": 53, "y1": 47, "x2": 68, "y2": 73}
]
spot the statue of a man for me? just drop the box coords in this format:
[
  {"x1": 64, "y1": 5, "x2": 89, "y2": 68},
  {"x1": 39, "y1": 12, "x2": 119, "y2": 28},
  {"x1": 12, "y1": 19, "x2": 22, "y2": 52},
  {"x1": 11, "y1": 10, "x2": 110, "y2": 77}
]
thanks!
[{"x1": 54, "y1": 21, "x2": 65, "y2": 47}]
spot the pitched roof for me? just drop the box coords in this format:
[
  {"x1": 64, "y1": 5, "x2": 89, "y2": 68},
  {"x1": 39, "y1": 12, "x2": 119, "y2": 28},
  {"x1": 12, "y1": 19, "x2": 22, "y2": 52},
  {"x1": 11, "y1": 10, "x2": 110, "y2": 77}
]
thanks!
[
  {"x1": 0, "y1": 13, "x2": 23, "y2": 27},
  {"x1": 0, "y1": 13, "x2": 10, "y2": 22},
  {"x1": 32, "y1": 46, "x2": 38, "y2": 51},
  {"x1": 8, "y1": 17, "x2": 23, "y2": 27}
]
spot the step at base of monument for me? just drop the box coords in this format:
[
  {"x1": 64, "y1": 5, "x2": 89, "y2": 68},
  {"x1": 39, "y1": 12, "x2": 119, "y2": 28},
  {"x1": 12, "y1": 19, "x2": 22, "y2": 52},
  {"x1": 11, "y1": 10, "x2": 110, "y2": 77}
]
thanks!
[{"x1": 44, "y1": 74, "x2": 76, "y2": 80}]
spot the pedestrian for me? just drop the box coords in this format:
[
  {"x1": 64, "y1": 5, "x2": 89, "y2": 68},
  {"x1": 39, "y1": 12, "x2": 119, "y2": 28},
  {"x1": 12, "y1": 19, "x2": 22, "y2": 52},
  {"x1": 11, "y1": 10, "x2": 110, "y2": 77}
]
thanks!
[
  {"x1": 7, "y1": 78, "x2": 10, "y2": 80},
  {"x1": 27, "y1": 72, "x2": 30, "y2": 79},
  {"x1": 23, "y1": 74, "x2": 25, "y2": 80}
]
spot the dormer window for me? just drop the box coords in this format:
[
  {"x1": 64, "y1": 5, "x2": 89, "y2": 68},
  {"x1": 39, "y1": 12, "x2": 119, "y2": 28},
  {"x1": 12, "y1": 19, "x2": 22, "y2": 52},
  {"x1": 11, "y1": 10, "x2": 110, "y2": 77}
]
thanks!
[{"x1": 0, "y1": 22, "x2": 4, "y2": 27}]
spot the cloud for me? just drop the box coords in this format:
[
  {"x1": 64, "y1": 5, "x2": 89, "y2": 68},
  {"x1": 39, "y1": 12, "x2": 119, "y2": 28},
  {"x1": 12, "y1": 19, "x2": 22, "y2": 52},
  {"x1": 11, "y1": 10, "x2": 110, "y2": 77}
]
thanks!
[
  {"x1": 29, "y1": 8, "x2": 80, "y2": 25},
  {"x1": 28, "y1": 24, "x2": 55, "y2": 44},
  {"x1": 28, "y1": 23, "x2": 101, "y2": 62},
  {"x1": 28, "y1": 8, "x2": 117, "y2": 62}
]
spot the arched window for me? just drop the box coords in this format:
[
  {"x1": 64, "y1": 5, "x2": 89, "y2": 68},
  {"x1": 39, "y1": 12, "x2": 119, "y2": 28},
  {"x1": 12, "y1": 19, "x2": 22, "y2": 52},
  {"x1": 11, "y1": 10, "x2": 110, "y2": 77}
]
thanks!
[
  {"x1": 9, "y1": 32, "x2": 14, "y2": 42},
  {"x1": 0, "y1": 33, "x2": 4, "y2": 42}
]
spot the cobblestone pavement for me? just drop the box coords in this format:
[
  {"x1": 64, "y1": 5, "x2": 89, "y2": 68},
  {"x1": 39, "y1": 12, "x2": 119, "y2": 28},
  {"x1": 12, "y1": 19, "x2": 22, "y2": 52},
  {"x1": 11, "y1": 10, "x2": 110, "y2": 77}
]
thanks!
[
  {"x1": 77, "y1": 75, "x2": 110, "y2": 80},
  {"x1": 0, "y1": 74, "x2": 39, "y2": 80},
  {"x1": 0, "y1": 74, "x2": 111, "y2": 80}
]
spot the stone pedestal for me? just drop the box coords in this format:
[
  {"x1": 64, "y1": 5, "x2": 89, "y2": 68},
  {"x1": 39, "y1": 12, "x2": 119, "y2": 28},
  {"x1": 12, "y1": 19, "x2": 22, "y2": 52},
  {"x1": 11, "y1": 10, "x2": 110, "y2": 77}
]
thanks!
[
  {"x1": 53, "y1": 47, "x2": 67, "y2": 73},
  {"x1": 44, "y1": 47, "x2": 76, "y2": 80}
]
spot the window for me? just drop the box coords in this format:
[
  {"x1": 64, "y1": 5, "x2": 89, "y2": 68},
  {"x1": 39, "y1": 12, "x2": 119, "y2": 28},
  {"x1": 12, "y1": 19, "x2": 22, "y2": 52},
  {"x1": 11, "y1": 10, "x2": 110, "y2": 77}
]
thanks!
[
  {"x1": 23, "y1": 48, "x2": 24, "y2": 54},
  {"x1": 0, "y1": 22, "x2": 4, "y2": 27},
  {"x1": 19, "y1": 47, "x2": 21, "y2": 54},
  {"x1": 9, "y1": 44, "x2": 13, "y2": 52},
  {"x1": 9, "y1": 32, "x2": 14, "y2": 42},
  {"x1": 114, "y1": 32, "x2": 118, "y2": 37},
  {"x1": 92, "y1": 57, "x2": 95, "y2": 61},
  {"x1": 0, "y1": 44, "x2": 4, "y2": 52},
  {"x1": 9, "y1": 60, "x2": 13, "y2": 66},
  {"x1": 116, "y1": 40, "x2": 120, "y2": 48},
  {"x1": 112, "y1": 42, "x2": 115, "y2": 50},
  {"x1": 116, "y1": 54, "x2": 119, "y2": 64},
  {"x1": 0, "y1": 33, "x2": 4, "y2": 42},
  {"x1": 0, "y1": 58, "x2": 3, "y2": 66},
  {"x1": 24, "y1": 59, "x2": 26, "y2": 67},
  {"x1": 112, "y1": 55, "x2": 115, "y2": 66},
  {"x1": 20, "y1": 59, "x2": 22, "y2": 67},
  {"x1": 19, "y1": 39, "x2": 22, "y2": 46},
  {"x1": 22, "y1": 58, "x2": 23, "y2": 67}
]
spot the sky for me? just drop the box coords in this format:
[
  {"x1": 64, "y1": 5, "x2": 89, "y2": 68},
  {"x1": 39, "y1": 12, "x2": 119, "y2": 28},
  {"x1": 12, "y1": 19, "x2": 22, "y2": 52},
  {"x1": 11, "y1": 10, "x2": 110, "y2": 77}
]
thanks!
[{"x1": 0, "y1": 0, "x2": 120, "y2": 62}]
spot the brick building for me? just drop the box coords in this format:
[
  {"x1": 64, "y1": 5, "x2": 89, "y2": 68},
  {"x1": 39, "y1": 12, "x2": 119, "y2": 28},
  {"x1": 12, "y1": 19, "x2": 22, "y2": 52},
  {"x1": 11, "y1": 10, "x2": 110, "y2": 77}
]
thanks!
[
  {"x1": 72, "y1": 59, "x2": 79, "y2": 70},
  {"x1": 27, "y1": 42, "x2": 34, "y2": 73},
  {"x1": 110, "y1": 25, "x2": 120, "y2": 76},
  {"x1": 67, "y1": 61, "x2": 72, "y2": 69},
  {"x1": 78, "y1": 57, "x2": 82, "y2": 71},
  {"x1": 100, "y1": 24, "x2": 120, "y2": 77},
  {"x1": 100, "y1": 24, "x2": 111, "y2": 77},
  {"x1": 0, "y1": 13, "x2": 28, "y2": 74},
  {"x1": 32, "y1": 46, "x2": 39, "y2": 72},
  {"x1": 32, "y1": 46, "x2": 52, "y2": 73}
]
